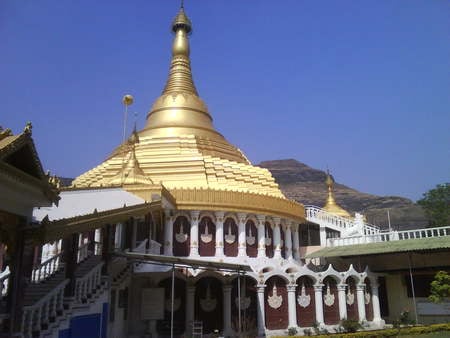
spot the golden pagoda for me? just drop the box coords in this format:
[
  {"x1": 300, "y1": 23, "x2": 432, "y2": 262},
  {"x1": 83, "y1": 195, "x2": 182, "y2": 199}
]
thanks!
[
  {"x1": 70, "y1": 6, "x2": 304, "y2": 222},
  {"x1": 322, "y1": 171, "x2": 351, "y2": 218}
]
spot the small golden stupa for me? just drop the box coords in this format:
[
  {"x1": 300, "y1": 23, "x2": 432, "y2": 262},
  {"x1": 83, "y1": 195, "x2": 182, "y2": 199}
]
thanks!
[{"x1": 322, "y1": 171, "x2": 351, "y2": 218}]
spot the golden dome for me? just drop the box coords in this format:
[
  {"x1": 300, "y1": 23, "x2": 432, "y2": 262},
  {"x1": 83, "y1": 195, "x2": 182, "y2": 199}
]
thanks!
[
  {"x1": 70, "y1": 5, "x2": 305, "y2": 222},
  {"x1": 322, "y1": 171, "x2": 351, "y2": 218}
]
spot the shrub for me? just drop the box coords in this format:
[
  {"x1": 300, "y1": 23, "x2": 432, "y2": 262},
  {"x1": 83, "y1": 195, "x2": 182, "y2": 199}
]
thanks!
[
  {"x1": 287, "y1": 327, "x2": 298, "y2": 336},
  {"x1": 340, "y1": 318, "x2": 363, "y2": 333}
]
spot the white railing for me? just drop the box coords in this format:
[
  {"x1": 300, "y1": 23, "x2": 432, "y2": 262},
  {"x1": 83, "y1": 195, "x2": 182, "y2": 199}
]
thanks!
[
  {"x1": 77, "y1": 242, "x2": 90, "y2": 263},
  {"x1": 327, "y1": 225, "x2": 450, "y2": 247},
  {"x1": 31, "y1": 252, "x2": 64, "y2": 283},
  {"x1": 305, "y1": 205, "x2": 380, "y2": 235},
  {"x1": 74, "y1": 261, "x2": 104, "y2": 304},
  {"x1": 0, "y1": 267, "x2": 10, "y2": 301},
  {"x1": 21, "y1": 279, "x2": 69, "y2": 338},
  {"x1": 133, "y1": 239, "x2": 148, "y2": 254}
]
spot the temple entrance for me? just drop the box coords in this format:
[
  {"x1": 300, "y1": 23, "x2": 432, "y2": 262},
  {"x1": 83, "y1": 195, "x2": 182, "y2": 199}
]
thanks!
[
  {"x1": 231, "y1": 276, "x2": 257, "y2": 335},
  {"x1": 156, "y1": 277, "x2": 186, "y2": 336},
  {"x1": 195, "y1": 277, "x2": 223, "y2": 334},
  {"x1": 323, "y1": 276, "x2": 339, "y2": 325},
  {"x1": 265, "y1": 276, "x2": 288, "y2": 329},
  {"x1": 346, "y1": 277, "x2": 358, "y2": 320},
  {"x1": 296, "y1": 276, "x2": 316, "y2": 327}
]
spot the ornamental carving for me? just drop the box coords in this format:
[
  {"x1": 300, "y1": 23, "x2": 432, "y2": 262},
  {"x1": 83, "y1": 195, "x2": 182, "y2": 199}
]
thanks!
[
  {"x1": 175, "y1": 224, "x2": 188, "y2": 243},
  {"x1": 200, "y1": 284, "x2": 217, "y2": 312},
  {"x1": 265, "y1": 228, "x2": 272, "y2": 246},
  {"x1": 365, "y1": 290, "x2": 371, "y2": 304},
  {"x1": 297, "y1": 283, "x2": 311, "y2": 308},
  {"x1": 200, "y1": 222, "x2": 213, "y2": 243},
  {"x1": 235, "y1": 293, "x2": 251, "y2": 310},
  {"x1": 346, "y1": 288, "x2": 355, "y2": 305},
  {"x1": 323, "y1": 283, "x2": 335, "y2": 307},
  {"x1": 224, "y1": 225, "x2": 235, "y2": 244},
  {"x1": 164, "y1": 297, "x2": 181, "y2": 312},
  {"x1": 246, "y1": 228, "x2": 255, "y2": 245},
  {"x1": 267, "y1": 285, "x2": 283, "y2": 309}
]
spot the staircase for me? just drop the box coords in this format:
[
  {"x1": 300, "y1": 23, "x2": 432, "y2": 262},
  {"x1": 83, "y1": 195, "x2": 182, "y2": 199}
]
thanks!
[{"x1": 21, "y1": 255, "x2": 108, "y2": 338}]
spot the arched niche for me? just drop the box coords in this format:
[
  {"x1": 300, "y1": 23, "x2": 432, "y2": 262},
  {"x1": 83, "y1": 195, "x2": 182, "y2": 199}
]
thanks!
[
  {"x1": 265, "y1": 222, "x2": 274, "y2": 258},
  {"x1": 280, "y1": 227, "x2": 286, "y2": 258},
  {"x1": 173, "y1": 215, "x2": 190, "y2": 257},
  {"x1": 322, "y1": 276, "x2": 339, "y2": 325},
  {"x1": 195, "y1": 277, "x2": 223, "y2": 334},
  {"x1": 224, "y1": 217, "x2": 238, "y2": 257},
  {"x1": 231, "y1": 276, "x2": 257, "y2": 335},
  {"x1": 156, "y1": 277, "x2": 186, "y2": 335},
  {"x1": 346, "y1": 276, "x2": 358, "y2": 320},
  {"x1": 296, "y1": 276, "x2": 316, "y2": 327},
  {"x1": 364, "y1": 278, "x2": 374, "y2": 321},
  {"x1": 265, "y1": 276, "x2": 288, "y2": 330},
  {"x1": 199, "y1": 216, "x2": 215, "y2": 256},
  {"x1": 245, "y1": 220, "x2": 257, "y2": 257}
]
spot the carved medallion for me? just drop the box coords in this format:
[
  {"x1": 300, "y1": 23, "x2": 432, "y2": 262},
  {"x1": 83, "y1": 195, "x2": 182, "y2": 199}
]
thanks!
[
  {"x1": 175, "y1": 224, "x2": 188, "y2": 243},
  {"x1": 246, "y1": 228, "x2": 255, "y2": 245},
  {"x1": 346, "y1": 288, "x2": 355, "y2": 305},
  {"x1": 224, "y1": 225, "x2": 235, "y2": 244},
  {"x1": 297, "y1": 283, "x2": 311, "y2": 308},
  {"x1": 268, "y1": 285, "x2": 283, "y2": 309},
  {"x1": 235, "y1": 295, "x2": 251, "y2": 310},
  {"x1": 200, "y1": 284, "x2": 217, "y2": 312},
  {"x1": 164, "y1": 297, "x2": 181, "y2": 312},
  {"x1": 323, "y1": 283, "x2": 335, "y2": 307},
  {"x1": 201, "y1": 222, "x2": 213, "y2": 243}
]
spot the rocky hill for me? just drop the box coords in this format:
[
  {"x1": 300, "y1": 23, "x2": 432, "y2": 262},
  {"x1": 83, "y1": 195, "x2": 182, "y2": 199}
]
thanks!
[{"x1": 259, "y1": 159, "x2": 427, "y2": 230}]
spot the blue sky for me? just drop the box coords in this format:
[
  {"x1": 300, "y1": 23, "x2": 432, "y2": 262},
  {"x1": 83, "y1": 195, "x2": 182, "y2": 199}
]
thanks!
[{"x1": 1, "y1": 1, "x2": 449, "y2": 201}]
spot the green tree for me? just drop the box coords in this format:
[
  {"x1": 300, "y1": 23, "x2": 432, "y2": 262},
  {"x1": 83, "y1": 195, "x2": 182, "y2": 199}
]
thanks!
[
  {"x1": 428, "y1": 271, "x2": 450, "y2": 303},
  {"x1": 417, "y1": 183, "x2": 450, "y2": 227}
]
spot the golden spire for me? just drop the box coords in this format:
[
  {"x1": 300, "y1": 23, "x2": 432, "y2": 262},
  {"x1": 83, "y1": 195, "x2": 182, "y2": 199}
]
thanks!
[
  {"x1": 142, "y1": 4, "x2": 223, "y2": 141},
  {"x1": 322, "y1": 170, "x2": 351, "y2": 218}
]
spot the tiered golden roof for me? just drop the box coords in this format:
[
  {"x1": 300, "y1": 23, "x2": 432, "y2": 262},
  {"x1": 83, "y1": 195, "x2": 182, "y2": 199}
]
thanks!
[
  {"x1": 322, "y1": 171, "x2": 351, "y2": 218},
  {"x1": 70, "y1": 5, "x2": 304, "y2": 221}
]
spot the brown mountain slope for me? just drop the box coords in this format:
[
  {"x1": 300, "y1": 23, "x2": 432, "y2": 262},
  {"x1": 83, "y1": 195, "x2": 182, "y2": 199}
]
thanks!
[{"x1": 259, "y1": 159, "x2": 427, "y2": 230}]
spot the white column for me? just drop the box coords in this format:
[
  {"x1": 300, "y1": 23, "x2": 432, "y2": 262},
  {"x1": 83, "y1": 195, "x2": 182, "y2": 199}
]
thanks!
[
  {"x1": 215, "y1": 211, "x2": 225, "y2": 257},
  {"x1": 292, "y1": 224, "x2": 301, "y2": 261},
  {"x1": 164, "y1": 210, "x2": 173, "y2": 256},
  {"x1": 186, "y1": 285, "x2": 196, "y2": 330},
  {"x1": 257, "y1": 215, "x2": 266, "y2": 258},
  {"x1": 237, "y1": 213, "x2": 247, "y2": 257},
  {"x1": 273, "y1": 218, "x2": 282, "y2": 259},
  {"x1": 190, "y1": 211, "x2": 200, "y2": 257},
  {"x1": 223, "y1": 284, "x2": 232, "y2": 336},
  {"x1": 314, "y1": 284, "x2": 324, "y2": 325},
  {"x1": 284, "y1": 222, "x2": 293, "y2": 260},
  {"x1": 337, "y1": 284, "x2": 348, "y2": 320},
  {"x1": 287, "y1": 284, "x2": 298, "y2": 328},
  {"x1": 371, "y1": 281, "x2": 383, "y2": 325},
  {"x1": 356, "y1": 283, "x2": 366, "y2": 321},
  {"x1": 256, "y1": 285, "x2": 266, "y2": 336},
  {"x1": 319, "y1": 226, "x2": 327, "y2": 247}
]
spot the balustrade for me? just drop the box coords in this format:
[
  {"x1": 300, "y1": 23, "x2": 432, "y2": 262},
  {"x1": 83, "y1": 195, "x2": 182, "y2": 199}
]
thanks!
[
  {"x1": 21, "y1": 279, "x2": 68, "y2": 338},
  {"x1": 327, "y1": 225, "x2": 450, "y2": 247},
  {"x1": 31, "y1": 252, "x2": 64, "y2": 283},
  {"x1": 74, "y1": 262, "x2": 104, "y2": 304},
  {"x1": 77, "y1": 242, "x2": 90, "y2": 263}
]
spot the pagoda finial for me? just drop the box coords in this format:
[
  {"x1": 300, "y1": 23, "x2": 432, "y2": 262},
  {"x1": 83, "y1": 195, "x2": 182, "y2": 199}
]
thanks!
[
  {"x1": 161, "y1": 5, "x2": 197, "y2": 95},
  {"x1": 323, "y1": 170, "x2": 351, "y2": 218}
]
